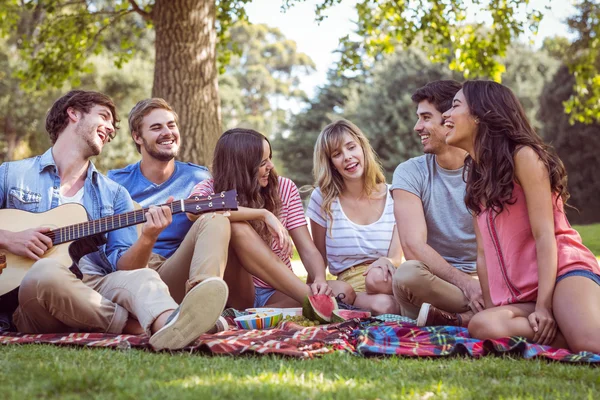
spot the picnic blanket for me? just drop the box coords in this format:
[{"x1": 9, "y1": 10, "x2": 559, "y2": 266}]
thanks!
[
  {"x1": 2, "y1": 315, "x2": 600, "y2": 363},
  {"x1": 354, "y1": 322, "x2": 600, "y2": 363},
  {"x1": 0, "y1": 319, "x2": 359, "y2": 359}
]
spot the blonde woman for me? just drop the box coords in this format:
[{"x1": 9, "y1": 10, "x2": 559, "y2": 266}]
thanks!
[{"x1": 307, "y1": 120, "x2": 402, "y2": 315}]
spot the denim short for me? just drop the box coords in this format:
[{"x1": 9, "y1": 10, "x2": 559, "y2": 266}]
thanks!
[
  {"x1": 556, "y1": 269, "x2": 600, "y2": 286},
  {"x1": 254, "y1": 286, "x2": 276, "y2": 308}
]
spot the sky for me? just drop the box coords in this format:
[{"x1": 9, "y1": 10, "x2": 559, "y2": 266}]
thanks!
[{"x1": 244, "y1": 0, "x2": 577, "y2": 99}]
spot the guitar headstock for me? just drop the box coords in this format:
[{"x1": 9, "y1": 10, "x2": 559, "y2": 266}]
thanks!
[{"x1": 184, "y1": 189, "x2": 239, "y2": 214}]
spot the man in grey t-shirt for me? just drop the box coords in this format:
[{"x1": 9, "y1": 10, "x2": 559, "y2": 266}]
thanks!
[{"x1": 391, "y1": 80, "x2": 483, "y2": 327}]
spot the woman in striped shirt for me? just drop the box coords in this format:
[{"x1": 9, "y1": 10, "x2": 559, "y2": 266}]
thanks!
[
  {"x1": 189, "y1": 128, "x2": 336, "y2": 309},
  {"x1": 307, "y1": 120, "x2": 402, "y2": 315}
]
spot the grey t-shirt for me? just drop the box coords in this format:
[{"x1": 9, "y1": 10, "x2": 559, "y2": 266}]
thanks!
[{"x1": 391, "y1": 154, "x2": 476, "y2": 273}]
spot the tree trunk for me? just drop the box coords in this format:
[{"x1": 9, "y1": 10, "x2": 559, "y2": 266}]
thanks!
[
  {"x1": 3, "y1": 115, "x2": 18, "y2": 161},
  {"x1": 152, "y1": 0, "x2": 221, "y2": 167}
]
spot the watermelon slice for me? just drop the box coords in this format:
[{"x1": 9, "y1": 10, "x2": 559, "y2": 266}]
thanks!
[
  {"x1": 331, "y1": 309, "x2": 372, "y2": 323},
  {"x1": 302, "y1": 294, "x2": 338, "y2": 323}
]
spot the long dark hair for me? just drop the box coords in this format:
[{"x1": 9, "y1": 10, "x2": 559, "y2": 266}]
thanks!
[
  {"x1": 212, "y1": 128, "x2": 281, "y2": 241},
  {"x1": 462, "y1": 80, "x2": 569, "y2": 215}
]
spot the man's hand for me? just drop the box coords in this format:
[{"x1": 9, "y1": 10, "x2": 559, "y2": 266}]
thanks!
[
  {"x1": 141, "y1": 197, "x2": 173, "y2": 241},
  {"x1": 6, "y1": 227, "x2": 53, "y2": 260},
  {"x1": 460, "y1": 278, "x2": 485, "y2": 313},
  {"x1": 362, "y1": 257, "x2": 396, "y2": 282}
]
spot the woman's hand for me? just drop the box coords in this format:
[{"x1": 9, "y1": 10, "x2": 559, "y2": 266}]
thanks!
[
  {"x1": 263, "y1": 211, "x2": 293, "y2": 259},
  {"x1": 528, "y1": 306, "x2": 557, "y2": 345},
  {"x1": 362, "y1": 257, "x2": 396, "y2": 282},
  {"x1": 309, "y1": 279, "x2": 333, "y2": 296}
]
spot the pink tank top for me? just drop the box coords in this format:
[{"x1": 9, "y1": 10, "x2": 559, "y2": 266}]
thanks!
[{"x1": 477, "y1": 183, "x2": 599, "y2": 306}]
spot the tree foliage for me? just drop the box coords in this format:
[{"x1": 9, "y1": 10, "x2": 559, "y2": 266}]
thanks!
[
  {"x1": 278, "y1": 44, "x2": 559, "y2": 186},
  {"x1": 539, "y1": 65, "x2": 600, "y2": 224},
  {"x1": 220, "y1": 21, "x2": 315, "y2": 137},
  {"x1": 283, "y1": 0, "x2": 600, "y2": 124}
]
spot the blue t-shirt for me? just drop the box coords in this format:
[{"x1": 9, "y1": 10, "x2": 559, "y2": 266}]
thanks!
[{"x1": 108, "y1": 161, "x2": 210, "y2": 258}]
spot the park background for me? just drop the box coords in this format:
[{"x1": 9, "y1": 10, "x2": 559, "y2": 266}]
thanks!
[
  {"x1": 1, "y1": 2, "x2": 600, "y2": 397},
  {"x1": 1, "y1": 0, "x2": 599, "y2": 224}
]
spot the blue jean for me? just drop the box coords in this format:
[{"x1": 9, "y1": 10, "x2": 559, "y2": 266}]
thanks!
[
  {"x1": 254, "y1": 286, "x2": 276, "y2": 308},
  {"x1": 557, "y1": 269, "x2": 600, "y2": 286}
]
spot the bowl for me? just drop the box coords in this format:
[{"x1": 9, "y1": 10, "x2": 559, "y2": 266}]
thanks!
[
  {"x1": 246, "y1": 307, "x2": 302, "y2": 318},
  {"x1": 280, "y1": 307, "x2": 303, "y2": 317},
  {"x1": 234, "y1": 311, "x2": 283, "y2": 330},
  {"x1": 245, "y1": 307, "x2": 282, "y2": 314}
]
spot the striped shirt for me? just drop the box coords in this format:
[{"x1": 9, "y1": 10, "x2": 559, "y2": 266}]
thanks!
[
  {"x1": 189, "y1": 176, "x2": 307, "y2": 288},
  {"x1": 306, "y1": 186, "x2": 396, "y2": 275}
]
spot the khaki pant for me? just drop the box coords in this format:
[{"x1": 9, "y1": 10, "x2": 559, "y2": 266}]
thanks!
[
  {"x1": 392, "y1": 260, "x2": 474, "y2": 319},
  {"x1": 13, "y1": 259, "x2": 176, "y2": 335},
  {"x1": 148, "y1": 214, "x2": 231, "y2": 304},
  {"x1": 13, "y1": 213, "x2": 231, "y2": 334}
]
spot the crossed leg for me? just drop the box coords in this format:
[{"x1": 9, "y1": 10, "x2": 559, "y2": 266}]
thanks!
[
  {"x1": 469, "y1": 274, "x2": 600, "y2": 353},
  {"x1": 352, "y1": 267, "x2": 399, "y2": 315}
]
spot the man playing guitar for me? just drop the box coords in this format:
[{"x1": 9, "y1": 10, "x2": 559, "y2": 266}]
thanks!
[{"x1": 0, "y1": 90, "x2": 228, "y2": 350}]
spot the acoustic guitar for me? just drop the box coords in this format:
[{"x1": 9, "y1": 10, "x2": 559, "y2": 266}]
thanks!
[{"x1": 0, "y1": 190, "x2": 238, "y2": 300}]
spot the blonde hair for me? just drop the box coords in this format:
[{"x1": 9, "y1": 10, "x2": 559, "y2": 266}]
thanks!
[
  {"x1": 128, "y1": 98, "x2": 178, "y2": 153},
  {"x1": 312, "y1": 119, "x2": 386, "y2": 226}
]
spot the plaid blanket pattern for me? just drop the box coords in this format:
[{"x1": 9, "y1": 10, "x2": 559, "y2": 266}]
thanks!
[
  {"x1": 353, "y1": 322, "x2": 600, "y2": 363},
  {"x1": 3, "y1": 317, "x2": 600, "y2": 363},
  {"x1": 0, "y1": 319, "x2": 361, "y2": 359}
]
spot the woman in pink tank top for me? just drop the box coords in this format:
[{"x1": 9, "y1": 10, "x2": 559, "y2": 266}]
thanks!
[{"x1": 442, "y1": 80, "x2": 600, "y2": 354}]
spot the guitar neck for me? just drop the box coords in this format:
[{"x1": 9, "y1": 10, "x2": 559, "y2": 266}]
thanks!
[{"x1": 47, "y1": 200, "x2": 186, "y2": 246}]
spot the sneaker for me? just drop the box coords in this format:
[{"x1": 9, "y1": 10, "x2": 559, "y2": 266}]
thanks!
[
  {"x1": 206, "y1": 316, "x2": 229, "y2": 334},
  {"x1": 416, "y1": 303, "x2": 462, "y2": 327},
  {"x1": 149, "y1": 277, "x2": 228, "y2": 350}
]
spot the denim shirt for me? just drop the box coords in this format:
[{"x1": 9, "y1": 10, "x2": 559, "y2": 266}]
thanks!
[{"x1": 0, "y1": 148, "x2": 137, "y2": 275}]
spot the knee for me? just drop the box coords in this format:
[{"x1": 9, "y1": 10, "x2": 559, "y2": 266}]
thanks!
[
  {"x1": 365, "y1": 269, "x2": 392, "y2": 295},
  {"x1": 230, "y1": 221, "x2": 253, "y2": 239},
  {"x1": 193, "y1": 213, "x2": 231, "y2": 239},
  {"x1": 369, "y1": 296, "x2": 398, "y2": 316},
  {"x1": 392, "y1": 260, "x2": 427, "y2": 293},
  {"x1": 20, "y1": 260, "x2": 67, "y2": 291},
  {"x1": 19, "y1": 260, "x2": 69, "y2": 302},
  {"x1": 468, "y1": 312, "x2": 503, "y2": 340},
  {"x1": 333, "y1": 282, "x2": 356, "y2": 305}
]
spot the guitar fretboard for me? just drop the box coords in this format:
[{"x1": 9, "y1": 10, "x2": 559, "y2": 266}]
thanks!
[{"x1": 46, "y1": 202, "x2": 185, "y2": 245}]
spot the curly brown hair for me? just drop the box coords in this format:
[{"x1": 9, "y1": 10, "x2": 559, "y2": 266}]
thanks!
[
  {"x1": 46, "y1": 90, "x2": 119, "y2": 143},
  {"x1": 212, "y1": 128, "x2": 281, "y2": 242},
  {"x1": 462, "y1": 80, "x2": 569, "y2": 215}
]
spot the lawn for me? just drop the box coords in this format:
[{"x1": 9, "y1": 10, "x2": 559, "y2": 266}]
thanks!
[
  {"x1": 575, "y1": 223, "x2": 600, "y2": 256},
  {"x1": 1, "y1": 346, "x2": 599, "y2": 399},
  {"x1": 3, "y1": 223, "x2": 599, "y2": 399}
]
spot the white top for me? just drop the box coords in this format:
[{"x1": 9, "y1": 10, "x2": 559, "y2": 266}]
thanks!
[
  {"x1": 306, "y1": 186, "x2": 396, "y2": 275},
  {"x1": 58, "y1": 186, "x2": 84, "y2": 205}
]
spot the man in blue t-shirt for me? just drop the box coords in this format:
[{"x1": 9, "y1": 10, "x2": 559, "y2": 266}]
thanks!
[{"x1": 109, "y1": 99, "x2": 231, "y2": 306}]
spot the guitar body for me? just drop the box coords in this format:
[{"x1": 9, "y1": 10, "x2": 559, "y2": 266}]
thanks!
[
  {"x1": 0, "y1": 189, "x2": 239, "y2": 299},
  {"x1": 0, "y1": 204, "x2": 89, "y2": 297}
]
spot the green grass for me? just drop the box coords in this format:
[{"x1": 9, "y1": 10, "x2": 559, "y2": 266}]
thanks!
[
  {"x1": 575, "y1": 223, "x2": 600, "y2": 256},
  {"x1": 1, "y1": 345, "x2": 598, "y2": 399},
  {"x1": 4, "y1": 225, "x2": 598, "y2": 399}
]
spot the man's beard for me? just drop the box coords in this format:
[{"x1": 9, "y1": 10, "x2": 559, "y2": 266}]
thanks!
[
  {"x1": 81, "y1": 120, "x2": 102, "y2": 158},
  {"x1": 142, "y1": 137, "x2": 179, "y2": 162}
]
